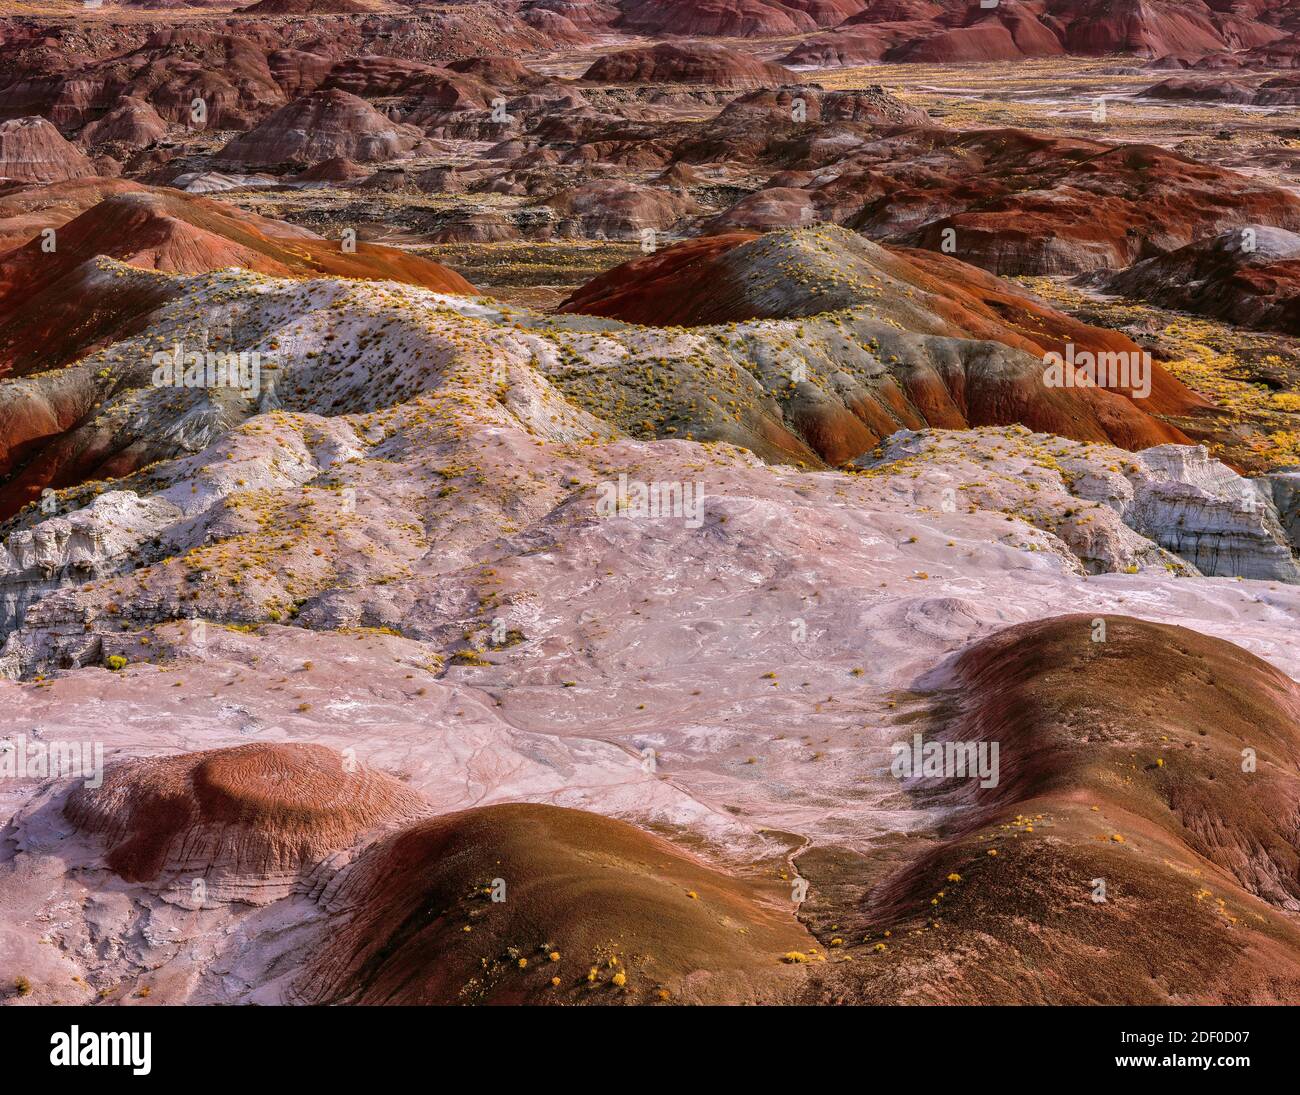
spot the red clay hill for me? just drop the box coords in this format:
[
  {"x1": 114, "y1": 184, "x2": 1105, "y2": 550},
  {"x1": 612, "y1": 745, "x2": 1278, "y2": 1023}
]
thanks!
[
  {"x1": 811, "y1": 615, "x2": 1300, "y2": 1004},
  {"x1": 0, "y1": 116, "x2": 94, "y2": 184},
  {"x1": 216, "y1": 89, "x2": 433, "y2": 166},
  {"x1": 582, "y1": 42, "x2": 798, "y2": 88},
  {"x1": 1103, "y1": 225, "x2": 1300, "y2": 337},
  {"x1": 297, "y1": 802, "x2": 817, "y2": 1005},
  {"x1": 560, "y1": 227, "x2": 1144, "y2": 360},
  {"x1": 0, "y1": 182, "x2": 476, "y2": 380},
  {"x1": 66, "y1": 743, "x2": 427, "y2": 899},
  {"x1": 783, "y1": 0, "x2": 1292, "y2": 66},
  {"x1": 559, "y1": 227, "x2": 1206, "y2": 449}
]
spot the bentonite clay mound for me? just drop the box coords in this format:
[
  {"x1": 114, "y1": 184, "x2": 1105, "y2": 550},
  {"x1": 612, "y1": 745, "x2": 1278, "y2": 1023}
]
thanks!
[
  {"x1": 216, "y1": 89, "x2": 432, "y2": 166},
  {"x1": 297, "y1": 802, "x2": 816, "y2": 1004},
  {"x1": 0, "y1": 116, "x2": 95, "y2": 184},
  {"x1": 713, "y1": 84, "x2": 932, "y2": 127},
  {"x1": 559, "y1": 226, "x2": 1160, "y2": 360},
  {"x1": 76, "y1": 96, "x2": 170, "y2": 153},
  {"x1": 946, "y1": 615, "x2": 1300, "y2": 909},
  {"x1": 65, "y1": 743, "x2": 428, "y2": 901},
  {"x1": 581, "y1": 42, "x2": 797, "y2": 88},
  {"x1": 294, "y1": 156, "x2": 371, "y2": 182},
  {"x1": 558, "y1": 227, "x2": 1205, "y2": 450},
  {"x1": 1140, "y1": 75, "x2": 1259, "y2": 104},
  {"x1": 804, "y1": 615, "x2": 1300, "y2": 1004}
]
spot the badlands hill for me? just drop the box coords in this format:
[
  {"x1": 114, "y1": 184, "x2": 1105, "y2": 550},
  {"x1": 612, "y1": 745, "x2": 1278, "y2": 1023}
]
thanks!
[
  {"x1": 0, "y1": 116, "x2": 94, "y2": 184},
  {"x1": 783, "y1": 0, "x2": 1299, "y2": 65},
  {"x1": 559, "y1": 226, "x2": 1203, "y2": 448},
  {"x1": 0, "y1": 183, "x2": 475, "y2": 380},
  {"x1": 66, "y1": 742, "x2": 427, "y2": 894},
  {"x1": 808, "y1": 614, "x2": 1300, "y2": 1004},
  {"x1": 1102, "y1": 225, "x2": 1300, "y2": 337},
  {"x1": 216, "y1": 90, "x2": 435, "y2": 166},
  {"x1": 0, "y1": 196, "x2": 1297, "y2": 1002},
  {"x1": 560, "y1": 227, "x2": 1159, "y2": 358},
  {"x1": 299, "y1": 802, "x2": 816, "y2": 1004},
  {"x1": 582, "y1": 42, "x2": 798, "y2": 88},
  {"x1": 0, "y1": 223, "x2": 1217, "y2": 527}
]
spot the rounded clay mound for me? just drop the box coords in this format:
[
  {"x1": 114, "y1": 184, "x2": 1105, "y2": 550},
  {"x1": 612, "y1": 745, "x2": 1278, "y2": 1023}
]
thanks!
[
  {"x1": 0, "y1": 117, "x2": 95, "y2": 185},
  {"x1": 216, "y1": 89, "x2": 429, "y2": 166},
  {"x1": 556, "y1": 227, "x2": 1201, "y2": 456},
  {"x1": 941, "y1": 615, "x2": 1300, "y2": 895},
  {"x1": 582, "y1": 42, "x2": 796, "y2": 89},
  {"x1": 829, "y1": 614, "x2": 1300, "y2": 1004},
  {"x1": 298, "y1": 802, "x2": 816, "y2": 1004},
  {"x1": 65, "y1": 743, "x2": 428, "y2": 900}
]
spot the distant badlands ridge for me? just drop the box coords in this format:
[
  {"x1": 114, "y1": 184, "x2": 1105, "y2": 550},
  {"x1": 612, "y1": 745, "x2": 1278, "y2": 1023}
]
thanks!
[
  {"x1": 2, "y1": 59, "x2": 1300, "y2": 334},
  {"x1": 2, "y1": 27, "x2": 1298, "y2": 264},
  {"x1": 14, "y1": 0, "x2": 1300, "y2": 67}
]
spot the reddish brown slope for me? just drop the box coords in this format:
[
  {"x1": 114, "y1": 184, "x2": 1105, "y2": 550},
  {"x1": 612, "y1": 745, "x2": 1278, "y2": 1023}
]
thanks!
[
  {"x1": 559, "y1": 230, "x2": 758, "y2": 324},
  {"x1": 863, "y1": 613, "x2": 1300, "y2": 998},
  {"x1": 582, "y1": 42, "x2": 797, "y2": 88},
  {"x1": 0, "y1": 186, "x2": 478, "y2": 519},
  {"x1": 0, "y1": 185, "x2": 476, "y2": 378},
  {"x1": 685, "y1": 122, "x2": 1300, "y2": 277},
  {"x1": 298, "y1": 802, "x2": 815, "y2": 1005},
  {"x1": 809, "y1": 615, "x2": 1300, "y2": 1004},
  {"x1": 558, "y1": 230, "x2": 1206, "y2": 444},
  {"x1": 560, "y1": 230, "x2": 1149, "y2": 358},
  {"x1": 887, "y1": 135, "x2": 1300, "y2": 275},
  {"x1": 67, "y1": 743, "x2": 427, "y2": 889},
  {"x1": 0, "y1": 176, "x2": 146, "y2": 252},
  {"x1": 894, "y1": 246, "x2": 1199, "y2": 417}
]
